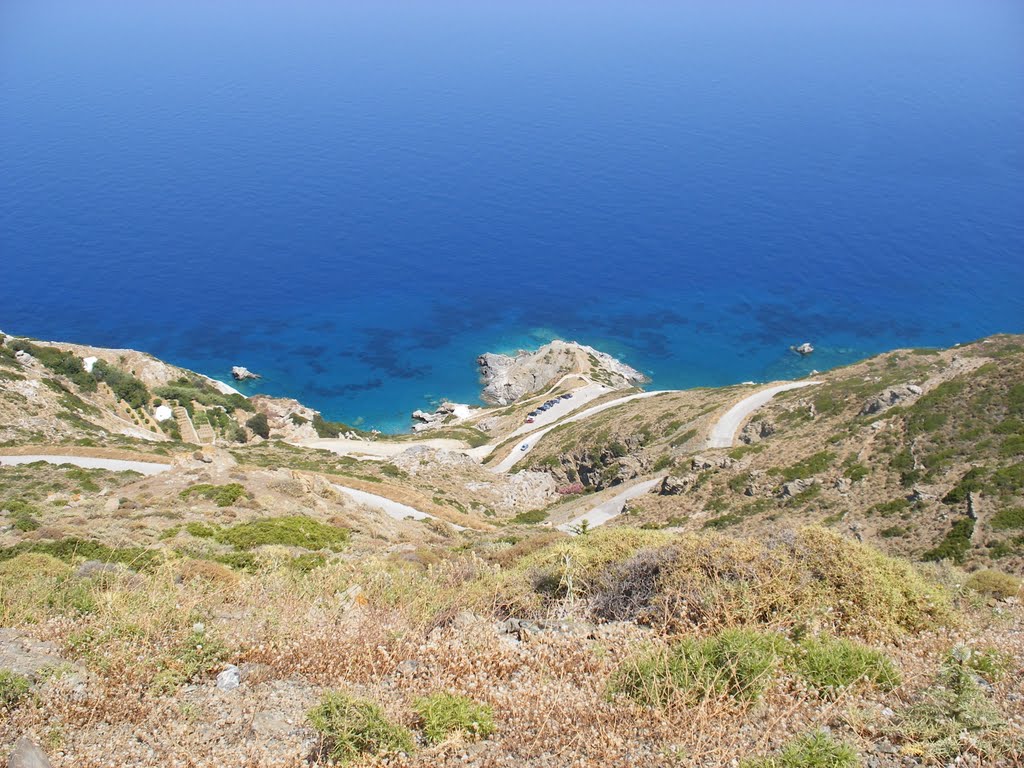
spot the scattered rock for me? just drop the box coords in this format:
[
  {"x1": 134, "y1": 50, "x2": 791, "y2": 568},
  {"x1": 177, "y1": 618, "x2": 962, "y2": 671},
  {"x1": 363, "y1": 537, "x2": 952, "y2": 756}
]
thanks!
[
  {"x1": 691, "y1": 456, "x2": 714, "y2": 471},
  {"x1": 780, "y1": 478, "x2": 817, "y2": 498},
  {"x1": 395, "y1": 659, "x2": 420, "y2": 677},
  {"x1": 193, "y1": 450, "x2": 213, "y2": 464},
  {"x1": 655, "y1": 475, "x2": 696, "y2": 496},
  {"x1": 834, "y1": 477, "x2": 851, "y2": 493},
  {"x1": 7, "y1": 736, "x2": 52, "y2": 768},
  {"x1": 0, "y1": 630, "x2": 77, "y2": 683},
  {"x1": 231, "y1": 366, "x2": 261, "y2": 381},
  {"x1": 860, "y1": 384, "x2": 925, "y2": 416},
  {"x1": 691, "y1": 455, "x2": 734, "y2": 471},
  {"x1": 911, "y1": 486, "x2": 936, "y2": 502},
  {"x1": 739, "y1": 419, "x2": 775, "y2": 444},
  {"x1": 216, "y1": 664, "x2": 241, "y2": 691},
  {"x1": 791, "y1": 342, "x2": 814, "y2": 356}
]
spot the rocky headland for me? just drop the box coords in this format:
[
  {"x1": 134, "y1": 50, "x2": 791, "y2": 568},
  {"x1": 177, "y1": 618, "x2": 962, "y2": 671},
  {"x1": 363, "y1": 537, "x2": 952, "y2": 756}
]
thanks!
[{"x1": 477, "y1": 340, "x2": 648, "y2": 405}]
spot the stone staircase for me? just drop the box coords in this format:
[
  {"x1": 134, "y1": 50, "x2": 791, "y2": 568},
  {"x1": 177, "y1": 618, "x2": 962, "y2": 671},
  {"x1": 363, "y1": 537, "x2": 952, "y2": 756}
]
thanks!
[
  {"x1": 173, "y1": 406, "x2": 202, "y2": 445},
  {"x1": 196, "y1": 422, "x2": 216, "y2": 444}
]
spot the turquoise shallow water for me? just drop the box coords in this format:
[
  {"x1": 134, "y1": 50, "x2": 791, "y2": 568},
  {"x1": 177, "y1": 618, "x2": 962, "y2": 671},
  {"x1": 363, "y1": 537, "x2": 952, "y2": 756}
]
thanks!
[{"x1": 1, "y1": 0, "x2": 1023, "y2": 431}]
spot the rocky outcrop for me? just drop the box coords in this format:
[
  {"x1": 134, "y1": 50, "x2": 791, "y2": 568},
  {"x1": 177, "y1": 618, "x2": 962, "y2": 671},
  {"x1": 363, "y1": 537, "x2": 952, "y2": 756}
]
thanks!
[
  {"x1": 791, "y1": 342, "x2": 815, "y2": 356},
  {"x1": 248, "y1": 396, "x2": 319, "y2": 440},
  {"x1": 692, "y1": 455, "x2": 736, "y2": 471},
  {"x1": 859, "y1": 383, "x2": 924, "y2": 416},
  {"x1": 477, "y1": 340, "x2": 648, "y2": 405},
  {"x1": 739, "y1": 419, "x2": 775, "y2": 445},
  {"x1": 780, "y1": 478, "x2": 818, "y2": 498},
  {"x1": 655, "y1": 474, "x2": 698, "y2": 496},
  {"x1": 410, "y1": 402, "x2": 468, "y2": 432},
  {"x1": 231, "y1": 366, "x2": 261, "y2": 381}
]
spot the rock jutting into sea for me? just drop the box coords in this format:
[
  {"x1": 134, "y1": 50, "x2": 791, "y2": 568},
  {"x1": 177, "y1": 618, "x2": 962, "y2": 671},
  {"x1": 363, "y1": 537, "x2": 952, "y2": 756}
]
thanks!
[
  {"x1": 477, "y1": 340, "x2": 649, "y2": 405},
  {"x1": 231, "y1": 366, "x2": 261, "y2": 381}
]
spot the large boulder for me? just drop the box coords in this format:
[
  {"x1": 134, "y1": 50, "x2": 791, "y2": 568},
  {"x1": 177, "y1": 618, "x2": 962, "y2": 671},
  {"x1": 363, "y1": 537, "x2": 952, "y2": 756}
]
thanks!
[
  {"x1": 7, "y1": 737, "x2": 52, "y2": 768},
  {"x1": 780, "y1": 478, "x2": 818, "y2": 498},
  {"x1": 655, "y1": 474, "x2": 697, "y2": 496}
]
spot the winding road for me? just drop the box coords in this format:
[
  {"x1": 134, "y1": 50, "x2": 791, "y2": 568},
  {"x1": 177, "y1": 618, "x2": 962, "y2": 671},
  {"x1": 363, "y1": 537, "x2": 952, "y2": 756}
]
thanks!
[
  {"x1": 557, "y1": 477, "x2": 663, "y2": 533},
  {"x1": 490, "y1": 390, "x2": 673, "y2": 473},
  {"x1": 551, "y1": 379, "x2": 821, "y2": 534},
  {"x1": 704, "y1": 380, "x2": 820, "y2": 448},
  {"x1": 1, "y1": 379, "x2": 817, "y2": 535},
  {"x1": 329, "y1": 483, "x2": 466, "y2": 531},
  {"x1": 0, "y1": 454, "x2": 171, "y2": 476}
]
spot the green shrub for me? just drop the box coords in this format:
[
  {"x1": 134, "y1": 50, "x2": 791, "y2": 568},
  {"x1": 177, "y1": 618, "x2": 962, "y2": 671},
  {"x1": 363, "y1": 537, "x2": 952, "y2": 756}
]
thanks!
[
  {"x1": 152, "y1": 627, "x2": 228, "y2": 693},
  {"x1": 870, "y1": 497, "x2": 910, "y2": 517},
  {"x1": 965, "y1": 569, "x2": 1021, "y2": 599},
  {"x1": 740, "y1": 731, "x2": 859, "y2": 768},
  {"x1": 91, "y1": 360, "x2": 149, "y2": 408},
  {"x1": 9, "y1": 340, "x2": 96, "y2": 392},
  {"x1": 922, "y1": 517, "x2": 975, "y2": 563},
  {"x1": 789, "y1": 636, "x2": 899, "y2": 694},
  {"x1": 968, "y1": 647, "x2": 1013, "y2": 683},
  {"x1": 154, "y1": 378, "x2": 254, "y2": 414},
  {"x1": 215, "y1": 516, "x2": 349, "y2": 552},
  {"x1": 312, "y1": 414, "x2": 355, "y2": 438},
  {"x1": 380, "y1": 463, "x2": 408, "y2": 479},
  {"x1": 179, "y1": 483, "x2": 247, "y2": 507},
  {"x1": 1001, "y1": 434, "x2": 1024, "y2": 457},
  {"x1": 0, "y1": 671, "x2": 32, "y2": 709},
  {"x1": 246, "y1": 413, "x2": 270, "y2": 439},
  {"x1": 890, "y1": 652, "x2": 1018, "y2": 762},
  {"x1": 511, "y1": 509, "x2": 549, "y2": 525},
  {"x1": 414, "y1": 692, "x2": 495, "y2": 744},
  {"x1": 2, "y1": 499, "x2": 41, "y2": 531},
  {"x1": 942, "y1": 467, "x2": 987, "y2": 505},
  {"x1": 308, "y1": 691, "x2": 414, "y2": 764},
  {"x1": 0, "y1": 552, "x2": 71, "y2": 580},
  {"x1": 611, "y1": 629, "x2": 789, "y2": 706},
  {"x1": 843, "y1": 463, "x2": 869, "y2": 482},
  {"x1": 990, "y1": 506, "x2": 1024, "y2": 530},
  {"x1": 0, "y1": 538, "x2": 159, "y2": 571},
  {"x1": 771, "y1": 452, "x2": 836, "y2": 482},
  {"x1": 588, "y1": 527, "x2": 953, "y2": 642}
]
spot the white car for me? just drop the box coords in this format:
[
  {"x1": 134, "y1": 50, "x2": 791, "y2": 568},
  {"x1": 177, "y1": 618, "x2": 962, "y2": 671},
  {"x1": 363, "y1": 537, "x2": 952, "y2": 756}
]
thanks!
[{"x1": 520, "y1": 443, "x2": 529, "y2": 451}]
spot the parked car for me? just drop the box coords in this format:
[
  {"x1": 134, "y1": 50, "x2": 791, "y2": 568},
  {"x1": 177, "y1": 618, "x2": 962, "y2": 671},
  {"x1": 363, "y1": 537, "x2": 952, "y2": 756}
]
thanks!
[
  {"x1": 563, "y1": 393, "x2": 573, "y2": 398},
  {"x1": 525, "y1": 417, "x2": 535, "y2": 423}
]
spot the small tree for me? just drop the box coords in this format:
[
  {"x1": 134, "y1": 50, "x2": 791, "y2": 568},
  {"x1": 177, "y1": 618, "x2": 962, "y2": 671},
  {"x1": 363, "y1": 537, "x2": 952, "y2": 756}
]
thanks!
[{"x1": 246, "y1": 413, "x2": 270, "y2": 439}]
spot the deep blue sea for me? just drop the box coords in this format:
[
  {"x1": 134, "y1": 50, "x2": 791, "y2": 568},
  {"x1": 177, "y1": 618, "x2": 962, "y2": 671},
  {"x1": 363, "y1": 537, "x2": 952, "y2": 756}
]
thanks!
[{"x1": 2, "y1": 1, "x2": 1023, "y2": 432}]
